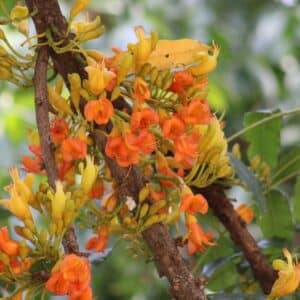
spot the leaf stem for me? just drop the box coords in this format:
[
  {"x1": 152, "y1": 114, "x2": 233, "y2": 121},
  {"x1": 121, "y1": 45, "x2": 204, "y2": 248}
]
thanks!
[{"x1": 227, "y1": 107, "x2": 300, "y2": 143}]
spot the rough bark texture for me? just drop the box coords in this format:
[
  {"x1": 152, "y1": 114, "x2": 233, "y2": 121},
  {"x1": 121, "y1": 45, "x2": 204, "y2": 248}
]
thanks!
[
  {"x1": 95, "y1": 131, "x2": 207, "y2": 300},
  {"x1": 197, "y1": 184, "x2": 277, "y2": 294},
  {"x1": 28, "y1": 0, "x2": 80, "y2": 254},
  {"x1": 33, "y1": 46, "x2": 58, "y2": 189},
  {"x1": 27, "y1": 0, "x2": 208, "y2": 298}
]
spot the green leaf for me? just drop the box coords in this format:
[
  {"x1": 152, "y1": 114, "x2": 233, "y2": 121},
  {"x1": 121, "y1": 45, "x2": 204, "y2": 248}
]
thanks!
[
  {"x1": 244, "y1": 110, "x2": 282, "y2": 169},
  {"x1": 207, "y1": 261, "x2": 239, "y2": 291},
  {"x1": 292, "y1": 176, "x2": 300, "y2": 223},
  {"x1": 258, "y1": 190, "x2": 293, "y2": 241},
  {"x1": 271, "y1": 147, "x2": 300, "y2": 186},
  {"x1": 229, "y1": 153, "x2": 266, "y2": 212}
]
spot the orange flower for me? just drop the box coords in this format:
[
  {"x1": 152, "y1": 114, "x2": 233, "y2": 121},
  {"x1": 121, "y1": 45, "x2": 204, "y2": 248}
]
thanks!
[
  {"x1": 70, "y1": 287, "x2": 93, "y2": 300},
  {"x1": 22, "y1": 156, "x2": 43, "y2": 174},
  {"x1": 178, "y1": 99, "x2": 212, "y2": 125},
  {"x1": 174, "y1": 130, "x2": 201, "y2": 168},
  {"x1": 236, "y1": 204, "x2": 254, "y2": 224},
  {"x1": 169, "y1": 70, "x2": 194, "y2": 94},
  {"x1": 133, "y1": 77, "x2": 150, "y2": 103},
  {"x1": 130, "y1": 108, "x2": 159, "y2": 130},
  {"x1": 186, "y1": 215, "x2": 214, "y2": 254},
  {"x1": 162, "y1": 116, "x2": 185, "y2": 140},
  {"x1": 85, "y1": 226, "x2": 109, "y2": 253},
  {"x1": 22, "y1": 144, "x2": 43, "y2": 174},
  {"x1": 88, "y1": 178, "x2": 104, "y2": 199},
  {"x1": 84, "y1": 98, "x2": 114, "y2": 125},
  {"x1": 45, "y1": 254, "x2": 92, "y2": 300},
  {"x1": 180, "y1": 193, "x2": 208, "y2": 215},
  {"x1": 124, "y1": 129, "x2": 156, "y2": 154},
  {"x1": 105, "y1": 135, "x2": 140, "y2": 167},
  {"x1": 0, "y1": 227, "x2": 19, "y2": 256},
  {"x1": 50, "y1": 118, "x2": 69, "y2": 144},
  {"x1": 61, "y1": 138, "x2": 87, "y2": 162}
]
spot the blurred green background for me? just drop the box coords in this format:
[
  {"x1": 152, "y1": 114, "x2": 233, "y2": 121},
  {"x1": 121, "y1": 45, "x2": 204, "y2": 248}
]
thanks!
[{"x1": 0, "y1": 0, "x2": 300, "y2": 299}]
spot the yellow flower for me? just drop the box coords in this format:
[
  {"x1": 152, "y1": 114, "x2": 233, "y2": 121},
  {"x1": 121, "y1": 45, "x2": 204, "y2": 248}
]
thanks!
[
  {"x1": 0, "y1": 187, "x2": 32, "y2": 220},
  {"x1": 189, "y1": 42, "x2": 220, "y2": 76},
  {"x1": 80, "y1": 156, "x2": 98, "y2": 194},
  {"x1": 268, "y1": 249, "x2": 300, "y2": 299},
  {"x1": 9, "y1": 167, "x2": 35, "y2": 205},
  {"x1": 51, "y1": 181, "x2": 66, "y2": 220},
  {"x1": 85, "y1": 60, "x2": 115, "y2": 95}
]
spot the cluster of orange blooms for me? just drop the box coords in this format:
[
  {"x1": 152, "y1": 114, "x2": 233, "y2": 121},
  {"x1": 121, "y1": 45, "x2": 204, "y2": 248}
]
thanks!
[
  {"x1": 0, "y1": 227, "x2": 31, "y2": 275},
  {"x1": 0, "y1": 0, "x2": 237, "y2": 298}
]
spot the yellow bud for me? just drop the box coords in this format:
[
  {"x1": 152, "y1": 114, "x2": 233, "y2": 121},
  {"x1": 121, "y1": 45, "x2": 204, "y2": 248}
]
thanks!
[
  {"x1": 250, "y1": 155, "x2": 261, "y2": 170},
  {"x1": 55, "y1": 78, "x2": 64, "y2": 94},
  {"x1": 143, "y1": 214, "x2": 167, "y2": 228},
  {"x1": 49, "y1": 221, "x2": 57, "y2": 236},
  {"x1": 63, "y1": 199, "x2": 75, "y2": 225},
  {"x1": 24, "y1": 218, "x2": 35, "y2": 232},
  {"x1": 80, "y1": 156, "x2": 98, "y2": 194},
  {"x1": 149, "y1": 200, "x2": 167, "y2": 215},
  {"x1": 19, "y1": 240, "x2": 30, "y2": 259},
  {"x1": 22, "y1": 227, "x2": 34, "y2": 241},
  {"x1": 10, "y1": 5, "x2": 29, "y2": 20},
  {"x1": 86, "y1": 49, "x2": 105, "y2": 62},
  {"x1": 139, "y1": 186, "x2": 149, "y2": 203},
  {"x1": 48, "y1": 85, "x2": 74, "y2": 115},
  {"x1": 79, "y1": 25, "x2": 105, "y2": 42},
  {"x1": 68, "y1": 73, "x2": 81, "y2": 110},
  {"x1": 111, "y1": 86, "x2": 121, "y2": 101},
  {"x1": 70, "y1": 0, "x2": 90, "y2": 19},
  {"x1": 51, "y1": 181, "x2": 66, "y2": 220},
  {"x1": 232, "y1": 143, "x2": 241, "y2": 159},
  {"x1": 139, "y1": 203, "x2": 149, "y2": 219}
]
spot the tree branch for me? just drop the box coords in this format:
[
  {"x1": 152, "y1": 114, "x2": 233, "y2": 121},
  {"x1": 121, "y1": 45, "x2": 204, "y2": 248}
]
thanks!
[
  {"x1": 196, "y1": 184, "x2": 277, "y2": 294},
  {"x1": 95, "y1": 131, "x2": 207, "y2": 300},
  {"x1": 28, "y1": 0, "x2": 80, "y2": 254},
  {"x1": 33, "y1": 46, "x2": 58, "y2": 188}
]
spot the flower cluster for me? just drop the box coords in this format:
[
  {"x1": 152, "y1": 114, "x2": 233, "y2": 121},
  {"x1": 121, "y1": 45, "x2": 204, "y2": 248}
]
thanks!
[{"x1": 0, "y1": 1, "x2": 235, "y2": 299}]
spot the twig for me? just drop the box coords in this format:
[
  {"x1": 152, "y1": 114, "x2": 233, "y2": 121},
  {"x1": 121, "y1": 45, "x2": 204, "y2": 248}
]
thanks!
[
  {"x1": 33, "y1": 46, "x2": 58, "y2": 188},
  {"x1": 196, "y1": 184, "x2": 277, "y2": 294},
  {"x1": 28, "y1": 0, "x2": 80, "y2": 254}
]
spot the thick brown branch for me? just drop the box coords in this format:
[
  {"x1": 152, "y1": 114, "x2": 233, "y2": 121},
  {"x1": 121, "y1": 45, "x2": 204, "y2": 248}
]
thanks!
[
  {"x1": 25, "y1": 0, "x2": 87, "y2": 82},
  {"x1": 197, "y1": 184, "x2": 277, "y2": 294},
  {"x1": 95, "y1": 131, "x2": 207, "y2": 300},
  {"x1": 33, "y1": 46, "x2": 58, "y2": 188},
  {"x1": 33, "y1": 45, "x2": 79, "y2": 254}
]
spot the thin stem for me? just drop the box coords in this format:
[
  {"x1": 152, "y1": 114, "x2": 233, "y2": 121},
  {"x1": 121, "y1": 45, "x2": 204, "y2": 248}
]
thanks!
[
  {"x1": 227, "y1": 107, "x2": 300, "y2": 143},
  {"x1": 271, "y1": 153, "x2": 300, "y2": 181},
  {"x1": 268, "y1": 170, "x2": 300, "y2": 191}
]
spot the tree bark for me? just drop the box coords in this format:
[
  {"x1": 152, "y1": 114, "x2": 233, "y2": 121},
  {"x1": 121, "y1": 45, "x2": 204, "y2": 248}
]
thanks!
[{"x1": 197, "y1": 184, "x2": 277, "y2": 294}]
